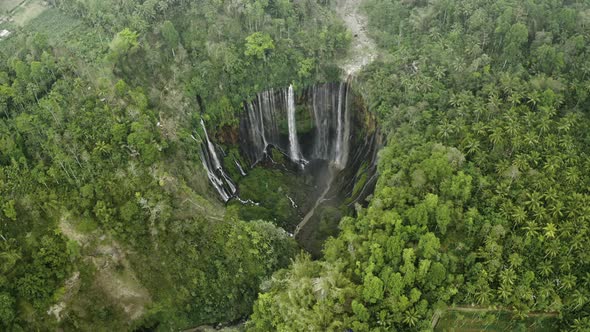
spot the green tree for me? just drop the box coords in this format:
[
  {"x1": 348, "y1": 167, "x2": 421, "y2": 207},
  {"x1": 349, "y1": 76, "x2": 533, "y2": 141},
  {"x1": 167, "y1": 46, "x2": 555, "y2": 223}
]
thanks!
[
  {"x1": 160, "y1": 20, "x2": 179, "y2": 50},
  {"x1": 0, "y1": 293, "x2": 15, "y2": 327},
  {"x1": 108, "y1": 28, "x2": 139, "y2": 63},
  {"x1": 244, "y1": 32, "x2": 275, "y2": 61}
]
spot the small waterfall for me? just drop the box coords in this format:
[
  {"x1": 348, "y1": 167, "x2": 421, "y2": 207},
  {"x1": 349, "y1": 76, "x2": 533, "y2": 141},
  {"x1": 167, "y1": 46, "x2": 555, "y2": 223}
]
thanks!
[
  {"x1": 198, "y1": 148, "x2": 230, "y2": 202},
  {"x1": 286, "y1": 195, "x2": 297, "y2": 208},
  {"x1": 201, "y1": 119, "x2": 222, "y2": 170},
  {"x1": 234, "y1": 159, "x2": 247, "y2": 176},
  {"x1": 198, "y1": 119, "x2": 237, "y2": 202}
]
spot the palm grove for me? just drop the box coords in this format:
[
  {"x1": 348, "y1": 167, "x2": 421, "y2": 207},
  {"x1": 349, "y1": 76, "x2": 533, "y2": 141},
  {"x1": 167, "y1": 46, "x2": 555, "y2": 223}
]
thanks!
[{"x1": 0, "y1": 0, "x2": 589, "y2": 331}]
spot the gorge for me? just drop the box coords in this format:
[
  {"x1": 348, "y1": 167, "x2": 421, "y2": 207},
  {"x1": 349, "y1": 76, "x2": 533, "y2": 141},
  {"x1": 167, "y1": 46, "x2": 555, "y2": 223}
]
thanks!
[{"x1": 199, "y1": 79, "x2": 380, "y2": 254}]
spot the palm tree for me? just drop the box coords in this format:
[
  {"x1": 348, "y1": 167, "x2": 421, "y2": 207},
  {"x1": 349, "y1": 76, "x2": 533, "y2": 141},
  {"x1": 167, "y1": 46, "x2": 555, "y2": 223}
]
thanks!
[
  {"x1": 564, "y1": 167, "x2": 580, "y2": 186},
  {"x1": 497, "y1": 284, "x2": 513, "y2": 302},
  {"x1": 524, "y1": 192, "x2": 543, "y2": 213},
  {"x1": 571, "y1": 317, "x2": 590, "y2": 332},
  {"x1": 538, "y1": 282, "x2": 554, "y2": 300},
  {"x1": 561, "y1": 274, "x2": 577, "y2": 290},
  {"x1": 403, "y1": 307, "x2": 420, "y2": 327},
  {"x1": 544, "y1": 241, "x2": 560, "y2": 258},
  {"x1": 559, "y1": 255, "x2": 575, "y2": 273},
  {"x1": 511, "y1": 206, "x2": 527, "y2": 225},
  {"x1": 463, "y1": 137, "x2": 481, "y2": 156},
  {"x1": 569, "y1": 289, "x2": 588, "y2": 310},
  {"x1": 548, "y1": 201, "x2": 564, "y2": 219},
  {"x1": 513, "y1": 154, "x2": 529, "y2": 171},
  {"x1": 489, "y1": 127, "x2": 504, "y2": 148},
  {"x1": 523, "y1": 220, "x2": 539, "y2": 239},
  {"x1": 538, "y1": 260, "x2": 553, "y2": 277},
  {"x1": 543, "y1": 223, "x2": 557, "y2": 239},
  {"x1": 475, "y1": 285, "x2": 492, "y2": 305},
  {"x1": 527, "y1": 90, "x2": 541, "y2": 106},
  {"x1": 500, "y1": 268, "x2": 516, "y2": 286},
  {"x1": 507, "y1": 91, "x2": 523, "y2": 105},
  {"x1": 437, "y1": 120, "x2": 455, "y2": 141},
  {"x1": 523, "y1": 131, "x2": 539, "y2": 147}
]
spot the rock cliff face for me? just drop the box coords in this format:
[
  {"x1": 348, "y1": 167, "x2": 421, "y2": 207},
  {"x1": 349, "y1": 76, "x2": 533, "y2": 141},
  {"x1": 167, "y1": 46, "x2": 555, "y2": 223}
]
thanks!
[{"x1": 239, "y1": 82, "x2": 356, "y2": 170}]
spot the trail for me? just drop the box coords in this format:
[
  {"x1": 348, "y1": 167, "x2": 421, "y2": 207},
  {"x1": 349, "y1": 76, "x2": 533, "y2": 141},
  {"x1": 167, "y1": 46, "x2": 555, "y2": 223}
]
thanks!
[{"x1": 335, "y1": 0, "x2": 378, "y2": 75}]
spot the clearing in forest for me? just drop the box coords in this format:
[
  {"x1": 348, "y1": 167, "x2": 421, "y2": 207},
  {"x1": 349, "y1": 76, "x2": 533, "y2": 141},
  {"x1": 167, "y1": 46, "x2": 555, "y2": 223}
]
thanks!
[
  {"x1": 11, "y1": 0, "x2": 49, "y2": 26},
  {"x1": 58, "y1": 216, "x2": 152, "y2": 321}
]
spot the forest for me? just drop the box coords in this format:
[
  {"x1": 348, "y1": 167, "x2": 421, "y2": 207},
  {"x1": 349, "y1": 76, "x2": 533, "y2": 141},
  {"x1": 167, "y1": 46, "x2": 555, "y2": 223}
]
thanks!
[{"x1": 0, "y1": 0, "x2": 589, "y2": 331}]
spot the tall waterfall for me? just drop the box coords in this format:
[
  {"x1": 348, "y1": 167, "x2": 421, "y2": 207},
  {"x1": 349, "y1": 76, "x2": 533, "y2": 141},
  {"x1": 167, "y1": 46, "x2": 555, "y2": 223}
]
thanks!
[
  {"x1": 338, "y1": 83, "x2": 351, "y2": 168},
  {"x1": 241, "y1": 82, "x2": 352, "y2": 170},
  {"x1": 198, "y1": 119, "x2": 237, "y2": 202},
  {"x1": 287, "y1": 85, "x2": 305, "y2": 165}
]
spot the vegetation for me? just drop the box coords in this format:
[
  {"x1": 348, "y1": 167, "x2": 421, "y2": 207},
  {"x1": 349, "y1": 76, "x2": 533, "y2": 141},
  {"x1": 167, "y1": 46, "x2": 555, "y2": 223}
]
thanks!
[
  {"x1": 0, "y1": 0, "x2": 346, "y2": 330},
  {"x1": 248, "y1": 0, "x2": 590, "y2": 331},
  {"x1": 1, "y1": 0, "x2": 590, "y2": 330}
]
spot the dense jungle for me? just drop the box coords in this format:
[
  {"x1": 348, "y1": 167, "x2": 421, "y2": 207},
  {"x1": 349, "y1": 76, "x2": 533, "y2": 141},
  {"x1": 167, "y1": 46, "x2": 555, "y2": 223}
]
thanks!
[{"x1": 0, "y1": 0, "x2": 589, "y2": 331}]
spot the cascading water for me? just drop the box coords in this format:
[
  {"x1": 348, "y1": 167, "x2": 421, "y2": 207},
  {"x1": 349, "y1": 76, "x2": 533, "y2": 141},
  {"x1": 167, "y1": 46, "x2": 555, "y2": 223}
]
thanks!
[
  {"x1": 240, "y1": 82, "x2": 353, "y2": 169},
  {"x1": 287, "y1": 85, "x2": 305, "y2": 165},
  {"x1": 198, "y1": 119, "x2": 237, "y2": 202},
  {"x1": 234, "y1": 159, "x2": 247, "y2": 176},
  {"x1": 241, "y1": 89, "x2": 282, "y2": 165}
]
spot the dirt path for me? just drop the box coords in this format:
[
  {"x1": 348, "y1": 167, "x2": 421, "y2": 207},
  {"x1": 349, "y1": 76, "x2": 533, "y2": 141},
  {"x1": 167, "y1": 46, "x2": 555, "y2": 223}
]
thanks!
[{"x1": 335, "y1": 0, "x2": 378, "y2": 75}]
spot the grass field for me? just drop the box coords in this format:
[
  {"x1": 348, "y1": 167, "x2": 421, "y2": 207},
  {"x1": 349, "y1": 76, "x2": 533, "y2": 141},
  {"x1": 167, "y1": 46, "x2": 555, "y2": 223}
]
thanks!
[
  {"x1": 12, "y1": 0, "x2": 47, "y2": 26},
  {"x1": 435, "y1": 311, "x2": 559, "y2": 332},
  {"x1": 18, "y1": 7, "x2": 83, "y2": 43},
  {"x1": 0, "y1": 0, "x2": 23, "y2": 13}
]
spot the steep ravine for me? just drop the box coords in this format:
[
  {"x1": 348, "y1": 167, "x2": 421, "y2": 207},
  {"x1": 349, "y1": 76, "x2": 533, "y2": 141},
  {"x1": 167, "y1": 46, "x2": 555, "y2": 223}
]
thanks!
[{"x1": 199, "y1": 81, "x2": 379, "y2": 255}]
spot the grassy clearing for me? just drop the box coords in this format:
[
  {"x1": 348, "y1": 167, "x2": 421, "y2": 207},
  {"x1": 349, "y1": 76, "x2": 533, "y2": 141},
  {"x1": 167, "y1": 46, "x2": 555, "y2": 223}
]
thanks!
[
  {"x1": 0, "y1": 0, "x2": 23, "y2": 13},
  {"x1": 436, "y1": 310, "x2": 559, "y2": 332},
  {"x1": 12, "y1": 0, "x2": 47, "y2": 26}
]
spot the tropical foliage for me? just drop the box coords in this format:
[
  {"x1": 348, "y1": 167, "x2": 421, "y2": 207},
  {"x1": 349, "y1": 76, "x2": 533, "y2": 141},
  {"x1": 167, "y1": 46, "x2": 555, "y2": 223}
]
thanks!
[{"x1": 249, "y1": 0, "x2": 590, "y2": 330}]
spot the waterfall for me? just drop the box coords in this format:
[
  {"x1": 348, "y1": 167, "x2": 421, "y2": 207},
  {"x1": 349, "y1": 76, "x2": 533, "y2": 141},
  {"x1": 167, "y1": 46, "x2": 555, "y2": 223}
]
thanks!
[
  {"x1": 198, "y1": 119, "x2": 237, "y2": 202},
  {"x1": 287, "y1": 85, "x2": 305, "y2": 165},
  {"x1": 312, "y1": 85, "x2": 330, "y2": 160},
  {"x1": 242, "y1": 88, "x2": 283, "y2": 165},
  {"x1": 334, "y1": 82, "x2": 345, "y2": 168},
  {"x1": 201, "y1": 119, "x2": 221, "y2": 170},
  {"x1": 240, "y1": 82, "x2": 352, "y2": 169},
  {"x1": 234, "y1": 159, "x2": 247, "y2": 176},
  {"x1": 336, "y1": 82, "x2": 351, "y2": 169}
]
